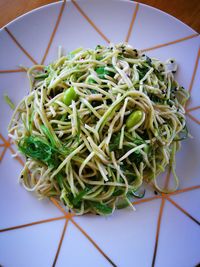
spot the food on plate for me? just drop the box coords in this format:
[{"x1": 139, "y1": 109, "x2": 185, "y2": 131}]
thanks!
[{"x1": 8, "y1": 43, "x2": 189, "y2": 215}]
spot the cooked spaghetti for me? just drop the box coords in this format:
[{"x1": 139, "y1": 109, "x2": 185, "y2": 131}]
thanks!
[{"x1": 8, "y1": 43, "x2": 189, "y2": 215}]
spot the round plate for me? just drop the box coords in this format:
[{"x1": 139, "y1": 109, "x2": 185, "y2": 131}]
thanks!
[{"x1": 0, "y1": 1, "x2": 199, "y2": 266}]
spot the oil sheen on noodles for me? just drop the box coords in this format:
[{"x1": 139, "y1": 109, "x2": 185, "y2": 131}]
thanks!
[{"x1": 8, "y1": 43, "x2": 189, "y2": 215}]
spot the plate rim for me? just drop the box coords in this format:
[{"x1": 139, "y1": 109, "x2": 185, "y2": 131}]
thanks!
[{"x1": 0, "y1": 0, "x2": 198, "y2": 35}]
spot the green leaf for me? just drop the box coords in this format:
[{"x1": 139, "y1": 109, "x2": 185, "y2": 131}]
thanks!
[
  {"x1": 121, "y1": 165, "x2": 137, "y2": 183},
  {"x1": 137, "y1": 66, "x2": 149, "y2": 80},
  {"x1": 95, "y1": 67, "x2": 115, "y2": 79},
  {"x1": 90, "y1": 201, "x2": 113, "y2": 215},
  {"x1": 60, "y1": 188, "x2": 74, "y2": 208},
  {"x1": 112, "y1": 188, "x2": 125, "y2": 196},
  {"x1": 18, "y1": 136, "x2": 60, "y2": 167},
  {"x1": 41, "y1": 125, "x2": 57, "y2": 147},
  {"x1": 122, "y1": 136, "x2": 147, "y2": 165},
  {"x1": 72, "y1": 187, "x2": 90, "y2": 206},
  {"x1": 148, "y1": 93, "x2": 165, "y2": 104},
  {"x1": 109, "y1": 133, "x2": 121, "y2": 152},
  {"x1": 88, "y1": 78, "x2": 96, "y2": 84},
  {"x1": 56, "y1": 173, "x2": 64, "y2": 189}
]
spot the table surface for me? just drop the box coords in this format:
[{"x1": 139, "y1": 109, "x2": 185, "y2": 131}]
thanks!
[{"x1": 0, "y1": 0, "x2": 200, "y2": 33}]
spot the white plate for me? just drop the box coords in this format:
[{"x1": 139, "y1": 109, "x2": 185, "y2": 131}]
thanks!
[{"x1": 0, "y1": 1, "x2": 199, "y2": 266}]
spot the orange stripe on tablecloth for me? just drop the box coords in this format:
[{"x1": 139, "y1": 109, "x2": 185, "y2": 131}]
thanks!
[
  {"x1": 125, "y1": 2, "x2": 139, "y2": 43},
  {"x1": 166, "y1": 196, "x2": 200, "y2": 225},
  {"x1": 151, "y1": 198, "x2": 165, "y2": 267},
  {"x1": 50, "y1": 197, "x2": 75, "y2": 219},
  {"x1": 0, "y1": 134, "x2": 11, "y2": 161},
  {"x1": 140, "y1": 33, "x2": 199, "y2": 53},
  {"x1": 188, "y1": 47, "x2": 200, "y2": 94},
  {"x1": 0, "y1": 69, "x2": 26, "y2": 74},
  {"x1": 71, "y1": 0, "x2": 110, "y2": 43},
  {"x1": 0, "y1": 133, "x2": 9, "y2": 143},
  {"x1": 0, "y1": 133, "x2": 10, "y2": 147},
  {"x1": 41, "y1": 0, "x2": 66, "y2": 64},
  {"x1": 52, "y1": 219, "x2": 69, "y2": 267},
  {"x1": 168, "y1": 185, "x2": 200, "y2": 196},
  {"x1": 132, "y1": 195, "x2": 161, "y2": 205},
  {"x1": 0, "y1": 215, "x2": 66, "y2": 233},
  {"x1": 0, "y1": 146, "x2": 7, "y2": 162},
  {"x1": 4, "y1": 137, "x2": 11, "y2": 148},
  {"x1": 187, "y1": 112, "x2": 200, "y2": 125},
  {"x1": 70, "y1": 218, "x2": 117, "y2": 267},
  {"x1": 50, "y1": 197, "x2": 67, "y2": 215},
  {"x1": 4, "y1": 27, "x2": 38, "y2": 65},
  {"x1": 186, "y1": 106, "x2": 200, "y2": 113}
]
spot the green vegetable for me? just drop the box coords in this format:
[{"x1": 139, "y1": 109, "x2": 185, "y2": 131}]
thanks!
[
  {"x1": 4, "y1": 94, "x2": 15, "y2": 110},
  {"x1": 18, "y1": 136, "x2": 60, "y2": 167},
  {"x1": 87, "y1": 78, "x2": 96, "y2": 84},
  {"x1": 148, "y1": 93, "x2": 166, "y2": 104},
  {"x1": 126, "y1": 110, "x2": 143, "y2": 129},
  {"x1": 34, "y1": 73, "x2": 48, "y2": 80},
  {"x1": 109, "y1": 133, "x2": 121, "y2": 152},
  {"x1": 63, "y1": 87, "x2": 77, "y2": 106},
  {"x1": 57, "y1": 173, "x2": 64, "y2": 189},
  {"x1": 90, "y1": 201, "x2": 113, "y2": 215},
  {"x1": 61, "y1": 188, "x2": 73, "y2": 208},
  {"x1": 41, "y1": 125, "x2": 57, "y2": 147},
  {"x1": 121, "y1": 166, "x2": 138, "y2": 183},
  {"x1": 129, "y1": 189, "x2": 145, "y2": 199},
  {"x1": 95, "y1": 67, "x2": 115, "y2": 79},
  {"x1": 122, "y1": 136, "x2": 148, "y2": 165},
  {"x1": 95, "y1": 45, "x2": 102, "y2": 50},
  {"x1": 113, "y1": 188, "x2": 125, "y2": 196},
  {"x1": 61, "y1": 114, "x2": 67, "y2": 121},
  {"x1": 153, "y1": 69, "x2": 164, "y2": 81},
  {"x1": 116, "y1": 197, "x2": 130, "y2": 209},
  {"x1": 72, "y1": 187, "x2": 90, "y2": 206},
  {"x1": 138, "y1": 66, "x2": 149, "y2": 79},
  {"x1": 130, "y1": 137, "x2": 147, "y2": 165},
  {"x1": 58, "y1": 178, "x2": 91, "y2": 208}
]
